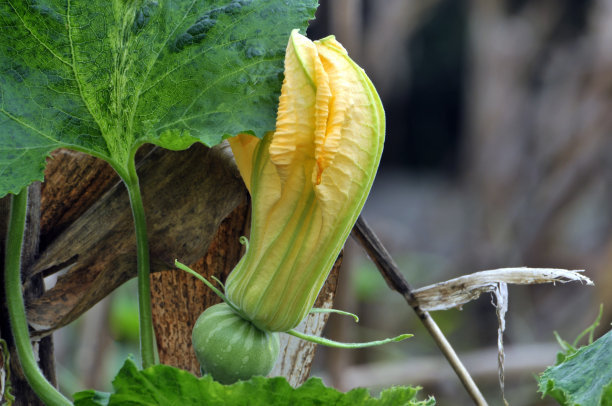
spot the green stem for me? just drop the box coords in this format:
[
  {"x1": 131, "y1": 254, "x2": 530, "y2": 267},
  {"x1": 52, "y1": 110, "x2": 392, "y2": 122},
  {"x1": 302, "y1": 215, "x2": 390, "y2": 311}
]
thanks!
[
  {"x1": 174, "y1": 260, "x2": 246, "y2": 320},
  {"x1": 4, "y1": 189, "x2": 72, "y2": 406},
  {"x1": 287, "y1": 329, "x2": 412, "y2": 349},
  {"x1": 124, "y1": 160, "x2": 155, "y2": 369},
  {"x1": 309, "y1": 308, "x2": 359, "y2": 323},
  {"x1": 174, "y1": 260, "x2": 227, "y2": 301},
  {"x1": 573, "y1": 303, "x2": 603, "y2": 346}
]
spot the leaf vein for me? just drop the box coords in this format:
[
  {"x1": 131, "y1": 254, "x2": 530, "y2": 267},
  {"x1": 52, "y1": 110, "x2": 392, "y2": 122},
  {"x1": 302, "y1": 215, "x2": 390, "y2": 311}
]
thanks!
[
  {"x1": 0, "y1": 149, "x2": 29, "y2": 178},
  {"x1": 66, "y1": 0, "x2": 105, "y2": 139},
  {"x1": 153, "y1": 59, "x2": 280, "y2": 133},
  {"x1": 0, "y1": 108, "x2": 60, "y2": 146},
  {"x1": 179, "y1": 56, "x2": 281, "y2": 120},
  {"x1": 7, "y1": 0, "x2": 73, "y2": 68},
  {"x1": 138, "y1": 6, "x2": 260, "y2": 97},
  {"x1": 129, "y1": 0, "x2": 198, "y2": 134}
]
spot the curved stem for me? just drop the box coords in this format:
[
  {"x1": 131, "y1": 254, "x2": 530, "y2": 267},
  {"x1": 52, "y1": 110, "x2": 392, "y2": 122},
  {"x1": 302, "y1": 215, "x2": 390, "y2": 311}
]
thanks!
[
  {"x1": 309, "y1": 307, "x2": 359, "y2": 323},
  {"x1": 287, "y1": 329, "x2": 411, "y2": 348},
  {"x1": 4, "y1": 189, "x2": 72, "y2": 406},
  {"x1": 124, "y1": 160, "x2": 156, "y2": 369}
]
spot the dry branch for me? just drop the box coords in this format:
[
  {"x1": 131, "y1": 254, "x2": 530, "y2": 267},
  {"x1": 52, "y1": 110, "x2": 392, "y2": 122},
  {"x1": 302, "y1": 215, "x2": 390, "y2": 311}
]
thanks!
[
  {"x1": 353, "y1": 215, "x2": 595, "y2": 405},
  {"x1": 352, "y1": 216, "x2": 489, "y2": 406},
  {"x1": 413, "y1": 267, "x2": 593, "y2": 312}
]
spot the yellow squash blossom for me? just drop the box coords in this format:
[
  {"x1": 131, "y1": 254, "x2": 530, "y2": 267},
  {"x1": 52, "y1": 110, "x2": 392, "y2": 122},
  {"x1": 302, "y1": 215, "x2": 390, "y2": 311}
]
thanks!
[{"x1": 225, "y1": 29, "x2": 385, "y2": 332}]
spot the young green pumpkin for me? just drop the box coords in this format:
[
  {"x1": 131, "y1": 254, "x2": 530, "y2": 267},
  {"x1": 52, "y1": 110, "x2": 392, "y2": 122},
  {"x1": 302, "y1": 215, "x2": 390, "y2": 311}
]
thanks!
[
  {"x1": 190, "y1": 29, "x2": 389, "y2": 383},
  {"x1": 192, "y1": 303, "x2": 280, "y2": 384}
]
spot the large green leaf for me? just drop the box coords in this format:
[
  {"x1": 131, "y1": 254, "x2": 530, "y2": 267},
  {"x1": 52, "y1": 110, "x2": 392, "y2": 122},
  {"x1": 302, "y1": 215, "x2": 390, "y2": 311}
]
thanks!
[
  {"x1": 538, "y1": 329, "x2": 612, "y2": 406},
  {"x1": 73, "y1": 358, "x2": 435, "y2": 406},
  {"x1": 0, "y1": 0, "x2": 317, "y2": 196}
]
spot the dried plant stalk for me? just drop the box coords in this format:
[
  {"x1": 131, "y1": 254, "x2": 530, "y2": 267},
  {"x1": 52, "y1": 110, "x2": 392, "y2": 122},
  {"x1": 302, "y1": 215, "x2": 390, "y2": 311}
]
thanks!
[
  {"x1": 352, "y1": 216, "x2": 489, "y2": 406},
  {"x1": 413, "y1": 267, "x2": 592, "y2": 405},
  {"x1": 413, "y1": 267, "x2": 593, "y2": 312},
  {"x1": 353, "y1": 216, "x2": 595, "y2": 406}
]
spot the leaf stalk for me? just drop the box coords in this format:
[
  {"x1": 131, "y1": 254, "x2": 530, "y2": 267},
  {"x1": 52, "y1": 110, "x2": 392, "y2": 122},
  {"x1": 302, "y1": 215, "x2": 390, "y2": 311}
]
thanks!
[{"x1": 124, "y1": 159, "x2": 156, "y2": 369}]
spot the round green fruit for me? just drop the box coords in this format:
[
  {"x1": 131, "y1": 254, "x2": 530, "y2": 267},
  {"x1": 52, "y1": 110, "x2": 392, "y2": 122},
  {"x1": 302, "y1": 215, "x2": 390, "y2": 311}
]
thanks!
[{"x1": 192, "y1": 302, "x2": 280, "y2": 384}]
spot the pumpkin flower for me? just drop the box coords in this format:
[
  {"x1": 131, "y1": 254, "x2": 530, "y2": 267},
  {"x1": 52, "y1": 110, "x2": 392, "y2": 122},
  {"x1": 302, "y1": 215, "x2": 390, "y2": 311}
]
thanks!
[
  {"x1": 225, "y1": 29, "x2": 385, "y2": 332},
  {"x1": 182, "y1": 29, "x2": 405, "y2": 384}
]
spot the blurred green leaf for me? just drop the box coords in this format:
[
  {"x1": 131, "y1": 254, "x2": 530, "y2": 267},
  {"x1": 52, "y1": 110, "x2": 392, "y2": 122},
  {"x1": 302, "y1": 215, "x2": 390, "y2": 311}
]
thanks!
[
  {"x1": 73, "y1": 390, "x2": 110, "y2": 406},
  {"x1": 73, "y1": 358, "x2": 435, "y2": 405},
  {"x1": 538, "y1": 329, "x2": 612, "y2": 406},
  {"x1": 108, "y1": 280, "x2": 140, "y2": 343},
  {"x1": 352, "y1": 261, "x2": 387, "y2": 301}
]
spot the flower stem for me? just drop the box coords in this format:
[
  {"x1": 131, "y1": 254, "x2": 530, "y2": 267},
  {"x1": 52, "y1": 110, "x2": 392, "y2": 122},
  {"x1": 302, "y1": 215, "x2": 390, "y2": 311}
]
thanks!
[
  {"x1": 124, "y1": 159, "x2": 156, "y2": 369},
  {"x1": 4, "y1": 188, "x2": 72, "y2": 406}
]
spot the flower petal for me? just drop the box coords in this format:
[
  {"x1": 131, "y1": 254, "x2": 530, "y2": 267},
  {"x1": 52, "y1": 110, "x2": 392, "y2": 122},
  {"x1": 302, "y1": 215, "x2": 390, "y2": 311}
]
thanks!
[
  {"x1": 226, "y1": 30, "x2": 385, "y2": 332},
  {"x1": 269, "y1": 29, "x2": 323, "y2": 185},
  {"x1": 228, "y1": 133, "x2": 260, "y2": 192},
  {"x1": 314, "y1": 35, "x2": 385, "y2": 231}
]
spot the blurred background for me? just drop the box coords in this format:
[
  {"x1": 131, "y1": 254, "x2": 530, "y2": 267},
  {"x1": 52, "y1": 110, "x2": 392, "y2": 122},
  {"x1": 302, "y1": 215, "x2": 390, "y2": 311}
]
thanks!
[
  {"x1": 307, "y1": 0, "x2": 612, "y2": 404},
  {"x1": 52, "y1": 1, "x2": 612, "y2": 405}
]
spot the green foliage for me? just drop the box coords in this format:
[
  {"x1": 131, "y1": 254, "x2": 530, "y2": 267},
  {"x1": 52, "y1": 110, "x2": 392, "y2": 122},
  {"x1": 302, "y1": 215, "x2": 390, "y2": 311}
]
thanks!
[
  {"x1": 538, "y1": 313, "x2": 612, "y2": 406},
  {"x1": 73, "y1": 358, "x2": 435, "y2": 406},
  {"x1": 0, "y1": 339, "x2": 15, "y2": 405},
  {"x1": 0, "y1": 0, "x2": 317, "y2": 196},
  {"x1": 551, "y1": 305, "x2": 603, "y2": 365}
]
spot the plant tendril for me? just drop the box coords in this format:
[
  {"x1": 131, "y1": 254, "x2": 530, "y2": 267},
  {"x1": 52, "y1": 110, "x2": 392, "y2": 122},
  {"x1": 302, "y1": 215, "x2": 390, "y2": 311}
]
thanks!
[
  {"x1": 286, "y1": 329, "x2": 412, "y2": 348},
  {"x1": 239, "y1": 236, "x2": 249, "y2": 250},
  {"x1": 309, "y1": 307, "x2": 359, "y2": 323}
]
